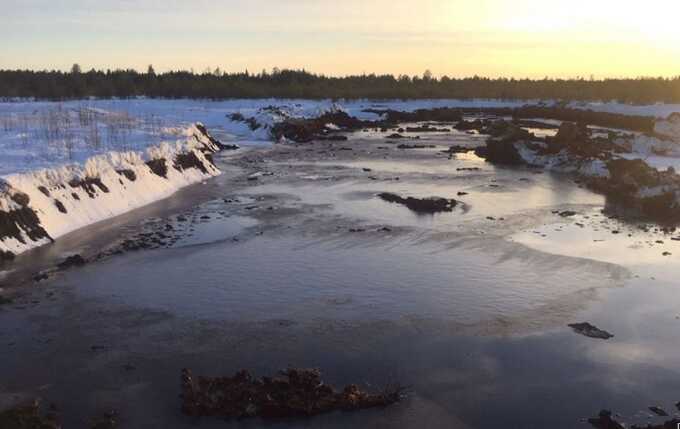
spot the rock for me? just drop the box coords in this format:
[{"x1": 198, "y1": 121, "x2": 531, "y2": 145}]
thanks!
[
  {"x1": 181, "y1": 368, "x2": 403, "y2": 420},
  {"x1": 0, "y1": 400, "x2": 60, "y2": 429},
  {"x1": 363, "y1": 107, "x2": 463, "y2": 123},
  {"x1": 404, "y1": 125, "x2": 449, "y2": 133},
  {"x1": 588, "y1": 410, "x2": 625, "y2": 429},
  {"x1": 57, "y1": 254, "x2": 86, "y2": 270},
  {"x1": 568, "y1": 322, "x2": 614, "y2": 340},
  {"x1": 457, "y1": 192, "x2": 469, "y2": 196},
  {"x1": 271, "y1": 111, "x2": 369, "y2": 143},
  {"x1": 53, "y1": 199, "x2": 67, "y2": 214},
  {"x1": 649, "y1": 406, "x2": 668, "y2": 417},
  {"x1": 378, "y1": 192, "x2": 458, "y2": 214},
  {"x1": 396, "y1": 144, "x2": 435, "y2": 149},
  {"x1": 455, "y1": 119, "x2": 486, "y2": 132},
  {"x1": 386, "y1": 133, "x2": 406, "y2": 139},
  {"x1": 68, "y1": 177, "x2": 110, "y2": 198},
  {"x1": 475, "y1": 121, "x2": 532, "y2": 165},
  {"x1": 33, "y1": 273, "x2": 49, "y2": 282},
  {"x1": 146, "y1": 158, "x2": 168, "y2": 178},
  {"x1": 317, "y1": 135, "x2": 348, "y2": 141},
  {"x1": 559, "y1": 211, "x2": 578, "y2": 217},
  {"x1": 442, "y1": 146, "x2": 472, "y2": 156},
  {"x1": 116, "y1": 169, "x2": 137, "y2": 182},
  {"x1": 0, "y1": 250, "x2": 15, "y2": 262}
]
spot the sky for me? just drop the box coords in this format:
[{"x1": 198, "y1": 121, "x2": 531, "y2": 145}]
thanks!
[{"x1": 1, "y1": 0, "x2": 680, "y2": 78}]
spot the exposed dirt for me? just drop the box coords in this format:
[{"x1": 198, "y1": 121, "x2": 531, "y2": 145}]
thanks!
[{"x1": 181, "y1": 368, "x2": 403, "y2": 419}]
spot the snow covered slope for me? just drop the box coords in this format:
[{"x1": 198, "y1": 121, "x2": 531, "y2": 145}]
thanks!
[{"x1": 0, "y1": 123, "x2": 225, "y2": 259}]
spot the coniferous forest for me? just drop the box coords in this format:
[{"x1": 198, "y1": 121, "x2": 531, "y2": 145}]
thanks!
[{"x1": 1, "y1": 66, "x2": 680, "y2": 102}]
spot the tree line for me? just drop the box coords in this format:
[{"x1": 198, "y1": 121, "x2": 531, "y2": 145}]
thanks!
[{"x1": 1, "y1": 65, "x2": 679, "y2": 103}]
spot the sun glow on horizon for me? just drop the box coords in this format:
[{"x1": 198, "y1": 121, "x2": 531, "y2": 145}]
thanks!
[{"x1": 1, "y1": 0, "x2": 680, "y2": 78}]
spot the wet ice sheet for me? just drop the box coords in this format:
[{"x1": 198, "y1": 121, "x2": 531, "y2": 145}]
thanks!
[
  {"x1": 64, "y1": 228, "x2": 624, "y2": 331},
  {"x1": 258, "y1": 158, "x2": 603, "y2": 230},
  {"x1": 511, "y1": 208, "x2": 680, "y2": 281}
]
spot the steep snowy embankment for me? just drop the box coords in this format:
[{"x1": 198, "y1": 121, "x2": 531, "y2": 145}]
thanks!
[{"x1": 0, "y1": 123, "x2": 227, "y2": 260}]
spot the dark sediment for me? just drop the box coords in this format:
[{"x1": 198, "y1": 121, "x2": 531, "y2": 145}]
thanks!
[
  {"x1": 146, "y1": 158, "x2": 168, "y2": 178},
  {"x1": 57, "y1": 254, "x2": 86, "y2": 270},
  {"x1": 568, "y1": 322, "x2": 614, "y2": 339},
  {"x1": 180, "y1": 368, "x2": 403, "y2": 419},
  {"x1": 378, "y1": 192, "x2": 458, "y2": 214},
  {"x1": 116, "y1": 169, "x2": 137, "y2": 182},
  {"x1": 174, "y1": 152, "x2": 210, "y2": 174},
  {"x1": 0, "y1": 400, "x2": 60, "y2": 429},
  {"x1": 68, "y1": 177, "x2": 110, "y2": 198},
  {"x1": 0, "y1": 195, "x2": 52, "y2": 247}
]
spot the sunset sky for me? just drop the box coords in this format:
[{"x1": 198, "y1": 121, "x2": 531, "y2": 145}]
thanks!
[{"x1": 2, "y1": 0, "x2": 680, "y2": 78}]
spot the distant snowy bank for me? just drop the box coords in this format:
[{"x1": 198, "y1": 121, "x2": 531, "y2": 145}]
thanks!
[{"x1": 0, "y1": 123, "x2": 228, "y2": 260}]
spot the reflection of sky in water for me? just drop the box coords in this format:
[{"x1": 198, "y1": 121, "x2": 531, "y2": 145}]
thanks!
[{"x1": 512, "y1": 207, "x2": 680, "y2": 281}]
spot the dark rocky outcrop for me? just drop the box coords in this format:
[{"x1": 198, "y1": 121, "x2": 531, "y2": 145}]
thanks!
[
  {"x1": 68, "y1": 177, "x2": 110, "y2": 198},
  {"x1": 441, "y1": 146, "x2": 473, "y2": 156},
  {"x1": 10, "y1": 192, "x2": 30, "y2": 207},
  {"x1": 228, "y1": 113, "x2": 262, "y2": 131},
  {"x1": 510, "y1": 106, "x2": 654, "y2": 133},
  {"x1": 455, "y1": 119, "x2": 487, "y2": 132},
  {"x1": 116, "y1": 169, "x2": 137, "y2": 182},
  {"x1": 537, "y1": 122, "x2": 627, "y2": 159},
  {"x1": 404, "y1": 125, "x2": 450, "y2": 133},
  {"x1": 397, "y1": 144, "x2": 436, "y2": 149},
  {"x1": 181, "y1": 368, "x2": 403, "y2": 419},
  {"x1": 194, "y1": 123, "x2": 237, "y2": 151},
  {"x1": 271, "y1": 111, "x2": 367, "y2": 143},
  {"x1": 474, "y1": 121, "x2": 533, "y2": 165},
  {"x1": 0, "y1": 192, "x2": 52, "y2": 247},
  {"x1": 378, "y1": 192, "x2": 458, "y2": 214},
  {"x1": 53, "y1": 199, "x2": 67, "y2": 214},
  {"x1": 0, "y1": 250, "x2": 15, "y2": 262},
  {"x1": 364, "y1": 105, "x2": 653, "y2": 133},
  {"x1": 587, "y1": 159, "x2": 680, "y2": 221},
  {"x1": 0, "y1": 400, "x2": 60, "y2": 429},
  {"x1": 588, "y1": 410, "x2": 625, "y2": 429},
  {"x1": 57, "y1": 254, "x2": 86, "y2": 270},
  {"x1": 271, "y1": 111, "x2": 369, "y2": 143},
  {"x1": 568, "y1": 322, "x2": 614, "y2": 339},
  {"x1": 146, "y1": 158, "x2": 168, "y2": 178},
  {"x1": 174, "y1": 152, "x2": 210, "y2": 174},
  {"x1": 363, "y1": 107, "x2": 463, "y2": 123}
]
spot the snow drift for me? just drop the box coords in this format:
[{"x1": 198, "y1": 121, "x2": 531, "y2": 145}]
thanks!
[{"x1": 0, "y1": 123, "x2": 228, "y2": 260}]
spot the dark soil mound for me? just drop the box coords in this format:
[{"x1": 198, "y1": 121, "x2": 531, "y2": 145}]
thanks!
[{"x1": 181, "y1": 368, "x2": 403, "y2": 419}]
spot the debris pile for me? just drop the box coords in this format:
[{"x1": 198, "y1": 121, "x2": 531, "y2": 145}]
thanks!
[
  {"x1": 568, "y1": 322, "x2": 614, "y2": 340},
  {"x1": 180, "y1": 368, "x2": 403, "y2": 419},
  {"x1": 0, "y1": 400, "x2": 60, "y2": 429},
  {"x1": 378, "y1": 192, "x2": 458, "y2": 214}
]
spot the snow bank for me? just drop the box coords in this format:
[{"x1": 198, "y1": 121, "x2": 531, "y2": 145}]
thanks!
[{"x1": 0, "y1": 123, "x2": 225, "y2": 258}]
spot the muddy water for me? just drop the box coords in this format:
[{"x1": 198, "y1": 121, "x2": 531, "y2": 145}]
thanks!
[{"x1": 1, "y1": 132, "x2": 679, "y2": 428}]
